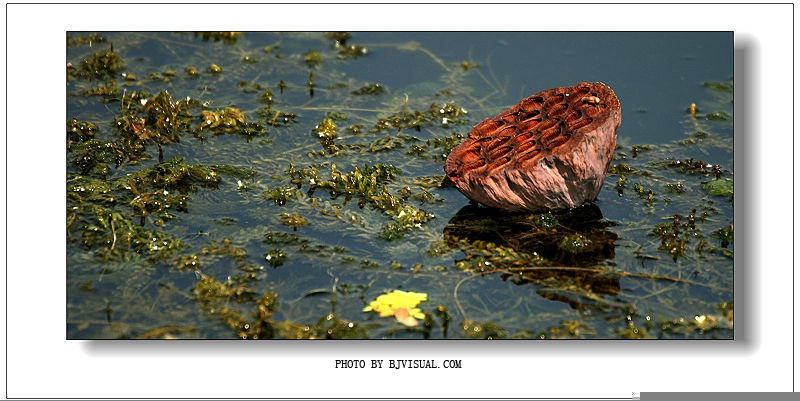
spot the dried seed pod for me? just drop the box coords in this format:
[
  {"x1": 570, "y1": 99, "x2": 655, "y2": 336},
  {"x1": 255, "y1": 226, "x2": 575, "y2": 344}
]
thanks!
[{"x1": 444, "y1": 82, "x2": 621, "y2": 211}]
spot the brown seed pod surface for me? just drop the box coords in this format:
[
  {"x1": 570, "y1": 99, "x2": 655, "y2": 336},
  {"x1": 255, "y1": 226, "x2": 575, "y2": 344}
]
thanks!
[{"x1": 444, "y1": 82, "x2": 621, "y2": 211}]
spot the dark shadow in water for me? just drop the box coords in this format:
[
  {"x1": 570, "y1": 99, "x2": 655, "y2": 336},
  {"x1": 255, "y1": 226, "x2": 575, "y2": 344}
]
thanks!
[{"x1": 442, "y1": 202, "x2": 621, "y2": 310}]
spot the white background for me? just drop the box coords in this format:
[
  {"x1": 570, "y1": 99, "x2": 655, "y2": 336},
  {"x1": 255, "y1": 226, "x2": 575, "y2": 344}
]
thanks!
[{"x1": 3, "y1": 2, "x2": 795, "y2": 398}]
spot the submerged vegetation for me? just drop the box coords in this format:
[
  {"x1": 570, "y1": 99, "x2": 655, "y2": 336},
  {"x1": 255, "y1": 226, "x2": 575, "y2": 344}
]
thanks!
[{"x1": 67, "y1": 32, "x2": 732, "y2": 339}]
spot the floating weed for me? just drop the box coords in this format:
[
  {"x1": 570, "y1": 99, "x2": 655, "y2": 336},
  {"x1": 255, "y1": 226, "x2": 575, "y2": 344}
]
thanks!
[
  {"x1": 658, "y1": 306, "x2": 733, "y2": 336},
  {"x1": 679, "y1": 130, "x2": 713, "y2": 145},
  {"x1": 703, "y1": 81, "x2": 734, "y2": 93},
  {"x1": 703, "y1": 178, "x2": 733, "y2": 197},
  {"x1": 76, "y1": 204, "x2": 185, "y2": 262},
  {"x1": 258, "y1": 89, "x2": 275, "y2": 106},
  {"x1": 352, "y1": 83, "x2": 385, "y2": 96},
  {"x1": 408, "y1": 131, "x2": 465, "y2": 160},
  {"x1": 650, "y1": 210, "x2": 701, "y2": 261},
  {"x1": 67, "y1": 118, "x2": 99, "y2": 148},
  {"x1": 371, "y1": 102, "x2": 468, "y2": 134},
  {"x1": 193, "y1": 32, "x2": 243, "y2": 44},
  {"x1": 631, "y1": 144, "x2": 652, "y2": 158},
  {"x1": 303, "y1": 50, "x2": 322, "y2": 67},
  {"x1": 210, "y1": 164, "x2": 256, "y2": 180},
  {"x1": 618, "y1": 321, "x2": 649, "y2": 339},
  {"x1": 411, "y1": 175, "x2": 444, "y2": 190},
  {"x1": 176, "y1": 254, "x2": 200, "y2": 270},
  {"x1": 379, "y1": 205, "x2": 435, "y2": 240},
  {"x1": 265, "y1": 186, "x2": 296, "y2": 205},
  {"x1": 141, "y1": 91, "x2": 190, "y2": 131},
  {"x1": 67, "y1": 175, "x2": 115, "y2": 205},
  {"x1": 277, "y1": 314, "x2": 366, "y2": 339},
  {"x1": 632, "y1": 183, "x2": 657, "y2": 206},
  {"x1": 337, "y1": 44, "x2": 369, "y2": 59},
  {"x1": 608, "y1": 163, "x2": 645, "y2": 176},
  {"x1": 664, "y1": 182, "x2": 687, "y2": 194},
  {"x1": 718, "y1": 301, "x2": 734, "y2": 321},
  {"x1": 263, "y1": 231, "x2": 306, "y2": 246},
  {"x1": 398, "y1": 186, "x2": 443, "y2": 205},
  {"x1": 326, "y1": 111, "x2": 348, "y2": 121},
  {"x1": 537, "y1": 320, "x2": 595, "y2": 339},
  {"x1": 82, "y1": 83, "x2": 122, "y2": 98},
  {"x1": 278, "y1": 213, "x2": 308, "y2": 230},
  {"x1": 712, "y1": 224, "x2": 734, "y2": 248},
  {"x1": 705, "y1": 112, "x2": 731, "y2": 121},
  {"x1": 206, "y1": 63, "x2": 222, "y2": 74},
  {"x1": 128, "y1": 189, "x2": 189, "y2": 218},
  {"x1": 346, "y1": 124, "x2": 364, "y2": 135},
  {"x1": 124, "y1": 156, "x2": 220, "y2": 192},
  {"x1": 264, "y1": 249, "x2": 287, "y2": 267},
  {"x1": 365, "y1": 134, "x2": 406, "y2": 152},
  {"x1": 200, "y1": 238, "x2": 249, "y2": 259},
  {"x1": 559, "y1": 234, "x2": 591, "y2": 254},
  {"x1": 237, "y1": 80, "x2": 264, "y2": 93},
  {"x1": 69, "y1": 45, "x2": 124, "y2": 80},
  {"x1": 323, "y1": 31, "x2": 350, "y2": 46},
  {"x1": 650, "y1": 157, "x2": 723, "y2": 178},
  {"x1": 70, "y1": 139, "x2": 129, "y2": 176},
  {"x1": 261, "y1": 109, "x2": 298, "y2": 127},
  {"x1": 193, "y1": 274, "x2": 276, "y2": 339},
  {"x1": 67, "y1": 33, "x2": 106, "y2": 47},
  {"x1": 200, "y1": 107, "x2": 246, "y2": 133},
  {"x1": 314, "y1": 118, "x2": 341, "y2": 154},
  {"x1": 461, "y1": 320, "x2": 505, "y2": 339},
  {"x1": 117, "y1": 90, "x2": 193, "y2": 161},
  {"x1": 285, "y1": 163, "x2": 433, "y2": 239},
  {"x1": 615, "y1": 175, "x2": 629, "y2": 196},
  {"x1": 534, "y1": 213, "x2": 558, "y2": 229}
]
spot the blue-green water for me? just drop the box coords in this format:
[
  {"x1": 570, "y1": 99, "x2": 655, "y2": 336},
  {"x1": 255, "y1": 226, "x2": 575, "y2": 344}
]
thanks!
[{"x1": 67, "y1": 32, "x2": 733, "y2": 339}]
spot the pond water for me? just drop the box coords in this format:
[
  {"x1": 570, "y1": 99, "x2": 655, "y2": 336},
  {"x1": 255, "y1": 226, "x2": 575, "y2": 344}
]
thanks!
[{"x1": 66, "y1": 32, "x2": 733, "y2": 339}]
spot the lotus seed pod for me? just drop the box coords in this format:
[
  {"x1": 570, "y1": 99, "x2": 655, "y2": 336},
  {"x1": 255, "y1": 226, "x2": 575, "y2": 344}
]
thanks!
[{"x1": 444, "y1": 82, "x2": 621, "y2": 212}]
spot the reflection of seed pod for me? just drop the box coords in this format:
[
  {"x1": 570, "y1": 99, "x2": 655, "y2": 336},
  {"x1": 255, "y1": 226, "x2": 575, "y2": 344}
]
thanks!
[{"x1": 444, "y1": 82, "x2": 621, "y2": 211}]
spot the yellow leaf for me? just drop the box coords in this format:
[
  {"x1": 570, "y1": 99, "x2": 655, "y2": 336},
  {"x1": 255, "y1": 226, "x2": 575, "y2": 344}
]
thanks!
[{"x1": 362, "y1": 290, "x2": 428, "y2": 324}]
